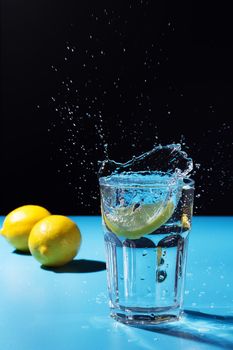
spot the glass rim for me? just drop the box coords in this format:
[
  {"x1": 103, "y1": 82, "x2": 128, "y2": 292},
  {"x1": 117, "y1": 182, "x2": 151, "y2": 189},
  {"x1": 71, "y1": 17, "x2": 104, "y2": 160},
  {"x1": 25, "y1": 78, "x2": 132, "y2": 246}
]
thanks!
[{"x1": 99, "y1": 175, "x2": 195, "y2": 189}]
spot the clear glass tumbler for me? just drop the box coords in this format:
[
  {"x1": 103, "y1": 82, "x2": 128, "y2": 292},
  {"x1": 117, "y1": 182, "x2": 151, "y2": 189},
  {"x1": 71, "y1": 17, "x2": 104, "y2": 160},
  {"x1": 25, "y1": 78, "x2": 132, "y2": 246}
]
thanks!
[{"x1": 99, "y1": 174, "x2": 194, "y2": 325}]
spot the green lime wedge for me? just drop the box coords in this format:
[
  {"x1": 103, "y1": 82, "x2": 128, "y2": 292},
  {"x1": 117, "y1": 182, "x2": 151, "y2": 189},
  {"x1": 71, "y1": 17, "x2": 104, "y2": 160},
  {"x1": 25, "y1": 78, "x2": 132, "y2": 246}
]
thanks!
[{"x1": 103, "y1": 200, "x2": 174, "y2": 239}]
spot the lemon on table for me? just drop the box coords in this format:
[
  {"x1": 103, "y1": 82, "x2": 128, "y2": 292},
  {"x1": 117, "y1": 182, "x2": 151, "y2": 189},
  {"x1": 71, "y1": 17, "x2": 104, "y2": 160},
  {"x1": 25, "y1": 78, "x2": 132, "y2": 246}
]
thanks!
[
  {"x1": 0, "y1": 205, "x2": 51, "y2": 252},
  {"x1": 28, "y1": 215, "x2": 82, "y2": 267},
  {"x1": 103, "y1": 201, "x2": 174, "y2": 239}
]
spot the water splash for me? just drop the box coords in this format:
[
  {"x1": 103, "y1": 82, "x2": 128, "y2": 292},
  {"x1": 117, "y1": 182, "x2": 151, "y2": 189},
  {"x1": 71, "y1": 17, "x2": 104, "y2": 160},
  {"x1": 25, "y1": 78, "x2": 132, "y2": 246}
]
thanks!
[
  {"x1": 47, "y1": 3, "x2": 233, "y2": 215},
  {"x1": 99, "y1": 143, "x2": 193, "y2": 180}
]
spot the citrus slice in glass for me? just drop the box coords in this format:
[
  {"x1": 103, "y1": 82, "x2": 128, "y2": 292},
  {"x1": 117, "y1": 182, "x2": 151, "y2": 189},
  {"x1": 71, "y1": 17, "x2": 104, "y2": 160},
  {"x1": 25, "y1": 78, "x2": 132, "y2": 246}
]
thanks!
[{"x1": 103, "y1": 200, "x2": 174, "y2": 239}]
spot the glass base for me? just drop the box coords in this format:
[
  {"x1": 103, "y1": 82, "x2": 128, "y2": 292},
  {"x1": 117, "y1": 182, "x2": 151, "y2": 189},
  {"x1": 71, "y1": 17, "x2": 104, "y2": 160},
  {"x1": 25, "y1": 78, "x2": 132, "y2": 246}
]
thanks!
[{"x1": 110, "y1": 306, "x2": 182, "y2": 326}]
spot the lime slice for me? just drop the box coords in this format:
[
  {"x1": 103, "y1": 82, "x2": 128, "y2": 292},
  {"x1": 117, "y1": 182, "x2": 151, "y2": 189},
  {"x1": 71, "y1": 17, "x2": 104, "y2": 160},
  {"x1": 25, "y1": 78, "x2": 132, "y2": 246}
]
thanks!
[{"x1": 103, "y1": 200, "x2": 174, "y2": 239}]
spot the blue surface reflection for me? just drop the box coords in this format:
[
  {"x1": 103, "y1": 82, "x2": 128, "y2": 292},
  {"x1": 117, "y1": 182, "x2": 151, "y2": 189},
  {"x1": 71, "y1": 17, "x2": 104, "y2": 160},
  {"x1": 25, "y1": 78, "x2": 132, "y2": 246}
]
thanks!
[{"x1": 0, "y1": 216, "x2": 232, "y2": 350}]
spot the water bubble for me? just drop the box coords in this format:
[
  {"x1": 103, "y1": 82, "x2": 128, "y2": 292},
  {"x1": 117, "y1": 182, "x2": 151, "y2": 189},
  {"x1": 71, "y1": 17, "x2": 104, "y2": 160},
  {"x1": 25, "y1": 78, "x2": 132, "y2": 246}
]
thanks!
[
  {"x1": 157, "y1": 270, "x2": 167, "y2": 283},
  {"x1": 142, "y1": 250, "x2": 147, "y2": 257}
]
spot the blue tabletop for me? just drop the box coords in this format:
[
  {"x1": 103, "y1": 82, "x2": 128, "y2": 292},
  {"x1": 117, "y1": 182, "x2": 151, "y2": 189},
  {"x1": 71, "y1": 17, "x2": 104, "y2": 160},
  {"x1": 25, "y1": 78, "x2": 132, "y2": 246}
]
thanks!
[{"x1": 0, "y1": 216, "x2": 232, "y2": 350}]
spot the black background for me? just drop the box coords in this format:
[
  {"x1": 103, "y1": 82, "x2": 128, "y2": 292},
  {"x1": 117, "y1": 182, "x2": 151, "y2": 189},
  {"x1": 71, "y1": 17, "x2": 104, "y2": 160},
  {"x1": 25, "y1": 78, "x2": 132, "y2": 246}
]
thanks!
[{"x1": 1, "y1": 0, "x2": 233, "y2": 215}]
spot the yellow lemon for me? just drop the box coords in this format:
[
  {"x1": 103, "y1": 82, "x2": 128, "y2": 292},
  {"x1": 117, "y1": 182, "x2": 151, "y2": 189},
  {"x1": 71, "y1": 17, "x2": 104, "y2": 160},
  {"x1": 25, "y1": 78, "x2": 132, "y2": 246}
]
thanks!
[
  {"x1": 103, "y1": 200, "x2": 174, "y2": 240},
  {"x1": 0, "y1": 205, "x2": 51, "y2": 252},
  {"x1": 28, "y1": 215, "x2": 82, "y2": 267},
  {"x1": 181, "y1": 213, "x2": 191, "y2": 230}
]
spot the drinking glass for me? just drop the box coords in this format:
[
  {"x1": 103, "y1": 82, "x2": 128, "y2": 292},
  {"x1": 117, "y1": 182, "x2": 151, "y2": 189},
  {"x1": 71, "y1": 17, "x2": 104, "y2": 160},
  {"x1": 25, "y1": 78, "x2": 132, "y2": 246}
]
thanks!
[{"x1": 99, "y1": 174, "x2": 194, "y2": 325}]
